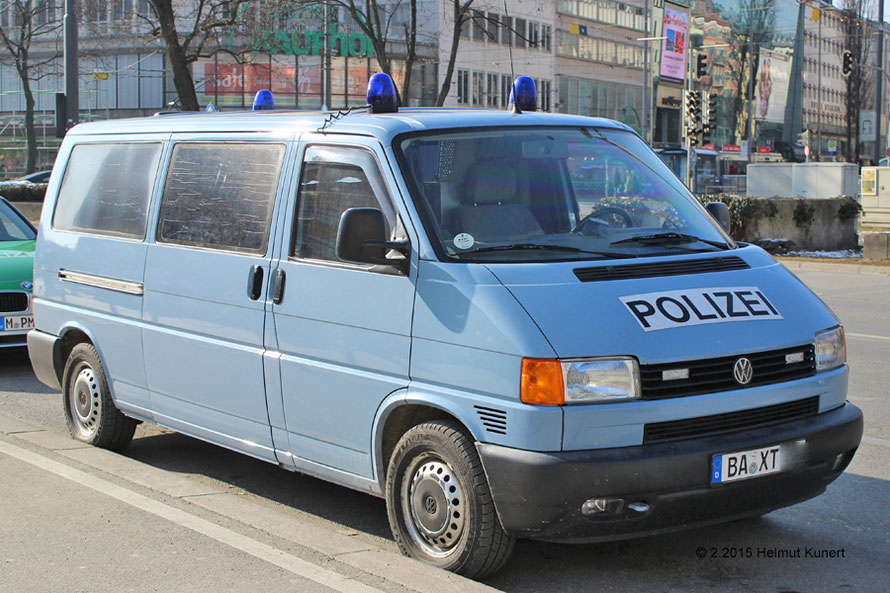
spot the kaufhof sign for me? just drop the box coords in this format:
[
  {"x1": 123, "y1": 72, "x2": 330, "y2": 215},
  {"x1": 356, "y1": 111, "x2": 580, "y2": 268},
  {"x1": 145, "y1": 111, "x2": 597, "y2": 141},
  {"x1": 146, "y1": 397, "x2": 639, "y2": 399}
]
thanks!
[{"x1": 251, "y1": 24, "x2": 375, "y2": 57}]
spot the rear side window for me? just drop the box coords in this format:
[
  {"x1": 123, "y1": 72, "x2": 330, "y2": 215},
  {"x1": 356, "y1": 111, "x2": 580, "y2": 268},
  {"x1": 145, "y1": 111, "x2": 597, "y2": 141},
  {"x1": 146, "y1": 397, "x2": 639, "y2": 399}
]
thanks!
[
  {"x1": 53, "y1": 143, "x2": 162, "y2": 239},
  {"x1": 157, "y1": 143, "x2": 285, "y2": 254}
]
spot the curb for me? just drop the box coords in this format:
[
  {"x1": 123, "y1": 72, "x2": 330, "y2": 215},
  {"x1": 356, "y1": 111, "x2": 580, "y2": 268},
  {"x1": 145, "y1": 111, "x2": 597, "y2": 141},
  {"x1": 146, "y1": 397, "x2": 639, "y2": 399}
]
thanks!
[
  {"x1": 777, "y1": 259, "x2": 890, "y2": 276},
  {"x1": 0, "y1": 412, "x2": 500, "y2": 593}
]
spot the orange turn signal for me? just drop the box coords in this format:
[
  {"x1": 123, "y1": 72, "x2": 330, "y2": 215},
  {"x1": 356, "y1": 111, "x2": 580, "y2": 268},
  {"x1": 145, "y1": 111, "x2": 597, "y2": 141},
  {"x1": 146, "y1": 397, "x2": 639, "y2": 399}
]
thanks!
[{"x1": 520, "y1": 358, "x2": 565, "y2": 405}]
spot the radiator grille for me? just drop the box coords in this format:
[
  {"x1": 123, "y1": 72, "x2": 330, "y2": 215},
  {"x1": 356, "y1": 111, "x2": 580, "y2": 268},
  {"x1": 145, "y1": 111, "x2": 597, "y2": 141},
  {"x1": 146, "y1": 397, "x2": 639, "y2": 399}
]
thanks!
[
  {"x1": 574, "y1": 256, "x2": 749, "y2": 283},
  {"x1": 640, "y1": 345, "x2": 816, "y2": 399},
  {"x1": 643, "y1": 397, "x2": 819, "y2": 444},
  {"x1": 0, "y1": 292, "x2": 29, "y2": 313}
]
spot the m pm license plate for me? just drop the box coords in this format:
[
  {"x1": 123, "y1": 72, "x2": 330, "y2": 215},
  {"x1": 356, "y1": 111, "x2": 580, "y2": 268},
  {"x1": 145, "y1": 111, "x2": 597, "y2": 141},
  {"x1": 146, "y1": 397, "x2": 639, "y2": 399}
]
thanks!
[
  {"x1": 1, "y1": 315, "x2": 34, "y2": 332},
  {"x1": 711, "y1": 445, "x2": 782, "y2": 484}
]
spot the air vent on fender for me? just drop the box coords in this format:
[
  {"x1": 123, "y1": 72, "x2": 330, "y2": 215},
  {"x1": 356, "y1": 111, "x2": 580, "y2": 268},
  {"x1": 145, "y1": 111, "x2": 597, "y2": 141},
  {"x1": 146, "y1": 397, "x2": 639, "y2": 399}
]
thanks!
[
  {"x1": 475, "y1": 405, "x2": 507, "y2": 435},
  {"x1": 574, "y1": 256, "x2": 749, "y2": 283}
]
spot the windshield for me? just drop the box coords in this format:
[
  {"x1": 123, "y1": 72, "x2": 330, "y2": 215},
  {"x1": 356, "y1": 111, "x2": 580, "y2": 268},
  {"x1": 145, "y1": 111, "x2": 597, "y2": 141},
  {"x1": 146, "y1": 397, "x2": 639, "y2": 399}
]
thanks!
[
  {"x1": 0, "y1": 201, "x2": 36, "y2": 241},
  {"x1": 396, "y1": 126, "x2": 734, "y2": 262}
]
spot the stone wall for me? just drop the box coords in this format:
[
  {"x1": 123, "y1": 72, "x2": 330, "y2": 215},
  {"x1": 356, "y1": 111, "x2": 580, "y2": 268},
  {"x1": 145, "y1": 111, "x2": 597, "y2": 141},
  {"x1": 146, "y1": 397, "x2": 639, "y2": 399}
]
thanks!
[{"x1": 703, "y1": 195, "x2": 860, "y2": 252}]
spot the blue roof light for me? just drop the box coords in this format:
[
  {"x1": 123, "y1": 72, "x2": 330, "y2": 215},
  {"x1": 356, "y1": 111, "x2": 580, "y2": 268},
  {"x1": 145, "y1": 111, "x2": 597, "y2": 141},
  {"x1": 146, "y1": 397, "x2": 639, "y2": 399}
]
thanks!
[
  {"x1": 252, "y1": 89, "x2": 274, "y2": 111},
  {"x1": 366, "y1": 73, "x2": 398, "y2": 114},
  {"x1": 508, "y1": 76, "x2": 537, "y2": 113}
]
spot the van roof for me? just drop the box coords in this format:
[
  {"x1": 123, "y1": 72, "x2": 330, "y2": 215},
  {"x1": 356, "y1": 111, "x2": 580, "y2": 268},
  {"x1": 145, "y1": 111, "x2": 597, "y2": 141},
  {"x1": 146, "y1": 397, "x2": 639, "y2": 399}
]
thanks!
[{"x1": 66, "y1": 108, "x2": 636, "y2": 143}]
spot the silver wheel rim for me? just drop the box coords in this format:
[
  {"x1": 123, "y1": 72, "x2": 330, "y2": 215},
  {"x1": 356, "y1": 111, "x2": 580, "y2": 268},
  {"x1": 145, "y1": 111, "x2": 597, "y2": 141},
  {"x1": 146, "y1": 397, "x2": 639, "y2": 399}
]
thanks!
[
  {"x1": 69, "y1": 365, "x2": 102, "y2": 437},
  {"x1": 402, "y1": 456, "x2": 467, "y2": 558}
]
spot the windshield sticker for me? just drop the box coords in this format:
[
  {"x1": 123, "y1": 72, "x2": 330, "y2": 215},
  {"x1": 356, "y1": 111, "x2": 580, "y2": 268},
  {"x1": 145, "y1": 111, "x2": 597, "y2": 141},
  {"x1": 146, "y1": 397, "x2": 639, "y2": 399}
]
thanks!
[
  {"x1": 620, "y1": 287, "x2": 782, "y2": 331},
  {"x1": 454, "y1": 233, "x2": 475, "y2": 250}
]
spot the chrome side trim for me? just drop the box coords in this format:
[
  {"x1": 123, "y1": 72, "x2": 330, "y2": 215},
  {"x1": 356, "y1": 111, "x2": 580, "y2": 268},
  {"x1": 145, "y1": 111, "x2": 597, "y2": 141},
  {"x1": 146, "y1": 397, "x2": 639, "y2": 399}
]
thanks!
[{"x1": 58, "y1": 269, "x2": 144, "y2": 295}]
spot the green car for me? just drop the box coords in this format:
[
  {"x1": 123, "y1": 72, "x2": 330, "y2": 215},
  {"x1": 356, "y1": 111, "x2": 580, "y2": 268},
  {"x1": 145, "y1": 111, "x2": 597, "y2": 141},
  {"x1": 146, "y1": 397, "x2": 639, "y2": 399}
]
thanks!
[{"x1": 0, "y1": 196, "x2": 36, "y2": 348}]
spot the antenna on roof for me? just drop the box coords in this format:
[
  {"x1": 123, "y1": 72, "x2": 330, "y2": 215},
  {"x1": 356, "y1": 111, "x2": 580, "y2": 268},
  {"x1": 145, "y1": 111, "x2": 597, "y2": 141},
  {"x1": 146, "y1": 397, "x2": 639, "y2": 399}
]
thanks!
[{"x1": 503, "y1": 0, "x2": 519, "y2": 113}]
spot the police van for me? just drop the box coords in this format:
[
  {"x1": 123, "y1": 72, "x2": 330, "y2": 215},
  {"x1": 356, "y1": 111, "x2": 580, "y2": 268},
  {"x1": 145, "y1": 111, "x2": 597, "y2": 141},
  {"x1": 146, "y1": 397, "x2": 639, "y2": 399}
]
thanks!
[{"x1": 28, "y1": 75, "x2": 862, "y2": 578}]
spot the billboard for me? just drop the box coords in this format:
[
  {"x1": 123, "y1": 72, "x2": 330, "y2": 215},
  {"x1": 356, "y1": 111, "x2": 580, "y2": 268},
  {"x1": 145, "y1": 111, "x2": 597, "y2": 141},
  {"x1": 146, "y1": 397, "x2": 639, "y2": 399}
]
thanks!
[
  {"x1": 660, "y1": 8, "x2": 688, "y2": 82},
  {"x1": 756, "y1": 48, "x2": 791, "y2": 124}
]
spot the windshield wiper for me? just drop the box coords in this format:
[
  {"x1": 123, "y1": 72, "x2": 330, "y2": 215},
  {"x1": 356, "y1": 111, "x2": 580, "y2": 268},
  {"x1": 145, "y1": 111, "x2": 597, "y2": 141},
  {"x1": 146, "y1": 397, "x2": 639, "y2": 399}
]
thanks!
[
  {"x1": 455, "y1": 243, "x2": 637, "y2": 259},
  {"x1": 610, "y1": 232, "x2": 729, "y2": 250}
]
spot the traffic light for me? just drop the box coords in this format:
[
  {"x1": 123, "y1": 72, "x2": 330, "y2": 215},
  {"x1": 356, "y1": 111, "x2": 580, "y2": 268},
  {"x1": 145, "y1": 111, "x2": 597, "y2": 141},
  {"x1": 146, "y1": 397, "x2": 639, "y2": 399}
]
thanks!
[
  {"x1": 696, "y1": 53, "x2": 708, "y2": 79},
  {"x1": 685, "y1": 90, "x2": 701, "y2": 128},
  {"x1": 842, "y1": 50, "x2": 853, "y2": 76},
  {"x1": 703, "y1": 92, "x2": 718, "y2": 140},
  {"x1": 798, "y1": 129, "x2": 810, "y2": 147}
]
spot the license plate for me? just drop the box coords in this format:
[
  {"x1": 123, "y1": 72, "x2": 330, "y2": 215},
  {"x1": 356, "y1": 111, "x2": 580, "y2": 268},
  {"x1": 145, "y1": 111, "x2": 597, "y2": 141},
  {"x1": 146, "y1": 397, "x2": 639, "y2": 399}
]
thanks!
[
  {"x1": 1, "y1": 315, "x2": 34, "y2": 332},
  {"x1": 711, "y1": 444, "x2": 783, "y2": 484}
]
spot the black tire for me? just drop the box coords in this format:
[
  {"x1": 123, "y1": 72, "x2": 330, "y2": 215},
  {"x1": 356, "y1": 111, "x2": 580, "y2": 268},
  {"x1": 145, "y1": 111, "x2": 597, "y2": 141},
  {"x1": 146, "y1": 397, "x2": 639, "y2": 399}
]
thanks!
[
  {"x1": 62, "y1": 343, "x2": 136, "y2": 452},
  {"x1": 385, "y1": 420, "x2": 515, "y2": 579}
]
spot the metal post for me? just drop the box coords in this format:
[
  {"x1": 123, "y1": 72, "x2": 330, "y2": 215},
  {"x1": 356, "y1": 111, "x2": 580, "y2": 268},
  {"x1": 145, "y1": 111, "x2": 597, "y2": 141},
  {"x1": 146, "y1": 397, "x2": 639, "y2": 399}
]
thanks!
[
  {"x1": 63, "y1": 0, "x2": 78, "y2": 128},
  {"x1": 323, "y1": 2, "x2": 332, "y2": 109},
  {"x1": 874, "y1": 0, "x2": 885, "y2": 164},
  {"x1": 817, "y1": 4, "x2": 822, "y2": 160},
  {"x1": 686, "y1": 46, "x2": 695, "y2": 191},
  {"x1": 746, "y1": 23, "x2": 754, "y2": 164},
  {"x1": 642, "y1": 0, "x2": 650, "y2": 143}
]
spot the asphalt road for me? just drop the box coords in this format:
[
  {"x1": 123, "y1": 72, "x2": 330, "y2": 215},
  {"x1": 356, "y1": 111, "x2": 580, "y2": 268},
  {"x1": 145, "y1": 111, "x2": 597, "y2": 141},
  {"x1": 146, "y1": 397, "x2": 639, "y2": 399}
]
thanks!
[{"x1": 1, "y1": 266, "x2": 888, "y2": 593}]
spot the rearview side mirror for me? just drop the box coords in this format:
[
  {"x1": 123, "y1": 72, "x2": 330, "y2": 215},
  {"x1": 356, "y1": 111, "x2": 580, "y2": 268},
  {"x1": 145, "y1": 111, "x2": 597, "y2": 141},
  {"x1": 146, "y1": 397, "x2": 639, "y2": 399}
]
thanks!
[
  {"x1": 705, "y1": 201, "x2": 731, "y2": 234},
  {"x1": 336, "y1": 208, "x2": 409, "y2": 274}
]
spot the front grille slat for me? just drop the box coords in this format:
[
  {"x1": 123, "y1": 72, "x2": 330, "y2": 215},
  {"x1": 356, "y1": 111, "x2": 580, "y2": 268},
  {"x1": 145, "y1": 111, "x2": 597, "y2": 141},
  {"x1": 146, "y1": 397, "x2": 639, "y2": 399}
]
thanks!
[
  {"x1": 574, "y1": 256, "x2": 749, "y2": 283},
  {"x1": 643, "y1": 397, "x2": 819, "y2": 443},
  {"x1": 0, "y1": 292, "x2": 29, "y2": 313},
  {"x1": 641, "y1": 345, "x2": 816, "y2": 399}
]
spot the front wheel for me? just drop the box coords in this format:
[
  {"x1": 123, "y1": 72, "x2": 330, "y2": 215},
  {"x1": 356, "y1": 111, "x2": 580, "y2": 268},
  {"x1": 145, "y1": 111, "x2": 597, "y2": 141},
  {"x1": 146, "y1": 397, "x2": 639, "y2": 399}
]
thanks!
[
  {"x1": 385, "y1": 420, "x2": 514, "y2": 579},
  {"x1": 62, "y1": 343, "x2": 136, "y2": 452}
]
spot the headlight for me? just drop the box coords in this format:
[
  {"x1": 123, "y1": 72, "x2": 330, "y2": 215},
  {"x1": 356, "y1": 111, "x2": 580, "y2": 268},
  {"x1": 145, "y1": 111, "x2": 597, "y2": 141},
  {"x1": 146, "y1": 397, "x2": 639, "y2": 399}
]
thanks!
[
  {"x1": 814, "y1": 326, "x2": 846, "y2": 372},
  {"x1": 521, "y1": 357, "x2": 640, "y2": 405},
  {"x1": 564, "y1": 358, "x2": 640, "y2": 403}
]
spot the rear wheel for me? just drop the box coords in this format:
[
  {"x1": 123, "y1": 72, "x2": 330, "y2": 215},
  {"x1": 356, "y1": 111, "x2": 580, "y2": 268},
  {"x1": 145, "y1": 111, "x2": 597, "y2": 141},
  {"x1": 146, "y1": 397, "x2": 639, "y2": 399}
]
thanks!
[
  {"x1": 62, "y1": 343, "x2": 136, "y2": 452},
  {"x1": 385, "y1": 420, "x2": 514, "y2": 579}
]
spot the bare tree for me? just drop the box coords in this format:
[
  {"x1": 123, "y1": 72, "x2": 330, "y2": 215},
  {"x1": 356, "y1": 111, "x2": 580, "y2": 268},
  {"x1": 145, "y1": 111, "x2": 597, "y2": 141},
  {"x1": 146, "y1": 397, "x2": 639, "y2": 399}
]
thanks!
[
  {"x1": 294, "y1": 1, "x2": 517, "y2": 106},
  {"x1": 0, "y1": 0, "x2": 61, "y2": 173},
  {"x1": 134, "y1": 0, "x2": 251, "y2": 110},
  {"x1": 841, "y1": 0, "x2": 874, "y2": 162},
  {"x1": 725, "y1": 0, "x2": 776, "y2": 143}
]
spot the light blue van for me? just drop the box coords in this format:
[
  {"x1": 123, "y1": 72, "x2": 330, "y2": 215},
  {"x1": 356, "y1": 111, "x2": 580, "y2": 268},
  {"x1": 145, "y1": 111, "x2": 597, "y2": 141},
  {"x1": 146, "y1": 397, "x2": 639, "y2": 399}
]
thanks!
[{"x1": 28, "y1": 76, "x2": 862, "y2": 578}]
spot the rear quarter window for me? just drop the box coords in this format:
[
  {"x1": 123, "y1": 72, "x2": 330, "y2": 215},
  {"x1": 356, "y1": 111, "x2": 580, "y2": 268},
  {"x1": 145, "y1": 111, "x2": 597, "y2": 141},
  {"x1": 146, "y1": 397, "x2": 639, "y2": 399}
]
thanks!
[
  {"x1": 156, "y1": 142, "x2": 285, "y2": 254},
  {"x1": 52, "y1": 143, "x2": 163, "y2": 239}
]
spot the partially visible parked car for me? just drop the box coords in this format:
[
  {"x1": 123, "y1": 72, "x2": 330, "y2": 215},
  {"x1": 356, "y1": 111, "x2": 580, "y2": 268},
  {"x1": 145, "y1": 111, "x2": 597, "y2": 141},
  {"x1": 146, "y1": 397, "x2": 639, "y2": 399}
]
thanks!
[
  {"x1": 0, "y1": 196, "x2": 36, "y2": 348},
  {"x1": 0, "y1": 170, "x2": 51, "y2": 185}
]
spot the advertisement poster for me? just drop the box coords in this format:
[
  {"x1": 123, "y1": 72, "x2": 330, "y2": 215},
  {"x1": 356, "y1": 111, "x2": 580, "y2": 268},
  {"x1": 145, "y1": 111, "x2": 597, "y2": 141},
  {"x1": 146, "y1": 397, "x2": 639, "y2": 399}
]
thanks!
[
  {"x1": 756, "y1": 48, "x2": 791, "y2": 123},
  {"x1": 660, "y1": 8, "x2": 688, "y2": 82},
  {"x1": 861, "y1": 168, "x2": 877, "y2": 196}
]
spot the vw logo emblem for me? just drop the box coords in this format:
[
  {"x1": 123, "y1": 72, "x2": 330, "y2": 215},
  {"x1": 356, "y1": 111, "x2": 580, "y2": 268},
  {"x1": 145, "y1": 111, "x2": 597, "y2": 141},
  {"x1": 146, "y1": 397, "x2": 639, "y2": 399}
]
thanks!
[
  {"x1": 423, "y1": 495, "x2": 437, "y2": 515},
  {"x1": 733, "y1": 358, "x2": 754, "y2": 385}
]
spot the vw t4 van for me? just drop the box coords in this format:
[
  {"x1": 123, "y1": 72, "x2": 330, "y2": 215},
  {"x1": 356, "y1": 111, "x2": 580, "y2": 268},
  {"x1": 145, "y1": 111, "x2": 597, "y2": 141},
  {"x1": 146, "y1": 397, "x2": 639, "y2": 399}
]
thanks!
[{"x1": 28, "y1": 75, "x2": 862, "y2": 578}]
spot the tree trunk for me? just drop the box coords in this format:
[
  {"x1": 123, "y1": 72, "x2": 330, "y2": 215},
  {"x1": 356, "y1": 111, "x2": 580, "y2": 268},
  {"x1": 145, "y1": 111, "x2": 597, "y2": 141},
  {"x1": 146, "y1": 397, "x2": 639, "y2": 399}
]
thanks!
[
  {"x1": 155, "y1": 1, "x2": 200, "y2": 110},
  {"x1": 21, "y1": 76, "x2": 37, "y2": 173},
  {"x1": 399, "y1": 0, "x2": 417, "y2": 104},
  {"x1": 436, "y1": 2, "x2": 468, "y2": 106}
]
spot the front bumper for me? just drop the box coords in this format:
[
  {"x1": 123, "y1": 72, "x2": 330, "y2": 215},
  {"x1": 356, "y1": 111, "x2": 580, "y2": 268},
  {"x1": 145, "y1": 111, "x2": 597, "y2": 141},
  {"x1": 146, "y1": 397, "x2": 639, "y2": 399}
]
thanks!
[{"x1": 478, "y1": 402, "x2": 863, "y2": 541}]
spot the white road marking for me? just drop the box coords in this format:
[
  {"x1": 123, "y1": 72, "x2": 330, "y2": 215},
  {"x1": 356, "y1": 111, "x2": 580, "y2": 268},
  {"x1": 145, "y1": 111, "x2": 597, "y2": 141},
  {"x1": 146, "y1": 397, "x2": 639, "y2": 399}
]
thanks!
[
  {"x1": 847, "y1": 332, "x2": 890, "y2": 342},
  {"x1": 0, "y1": 438, "x2": 386, "y2": 593}
]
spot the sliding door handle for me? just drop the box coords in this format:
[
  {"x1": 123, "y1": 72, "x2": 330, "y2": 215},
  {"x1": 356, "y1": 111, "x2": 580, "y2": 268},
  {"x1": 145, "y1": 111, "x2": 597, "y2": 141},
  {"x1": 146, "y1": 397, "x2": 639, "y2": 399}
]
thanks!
[{"x1": 271, "y1": 268, "x2": 286, "y2": 305}]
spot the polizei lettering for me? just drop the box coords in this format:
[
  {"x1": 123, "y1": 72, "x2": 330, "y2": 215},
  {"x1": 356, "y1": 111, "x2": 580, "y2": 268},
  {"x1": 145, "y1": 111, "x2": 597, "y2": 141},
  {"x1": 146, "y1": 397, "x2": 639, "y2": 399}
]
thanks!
[{"x1": 619, "y1": 287, "x2": 782, "y2": 331}]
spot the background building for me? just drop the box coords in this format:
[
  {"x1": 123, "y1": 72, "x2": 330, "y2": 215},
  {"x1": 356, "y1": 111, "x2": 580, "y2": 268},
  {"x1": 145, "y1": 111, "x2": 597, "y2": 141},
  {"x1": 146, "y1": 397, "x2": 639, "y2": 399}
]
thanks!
[{"x1": 0, "y1": 0, "x2": 887, "y2": 175}]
